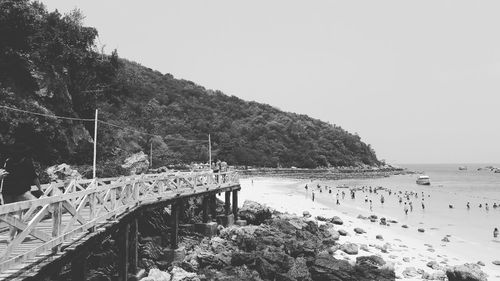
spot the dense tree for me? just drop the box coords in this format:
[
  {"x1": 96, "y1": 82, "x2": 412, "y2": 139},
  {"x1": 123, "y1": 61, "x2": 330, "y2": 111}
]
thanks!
[{"x1": 0, "y1": 0, "x2": 380, "y2": 177}]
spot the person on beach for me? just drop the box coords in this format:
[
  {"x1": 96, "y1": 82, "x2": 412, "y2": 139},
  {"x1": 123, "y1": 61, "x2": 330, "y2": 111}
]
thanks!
[
  {"x1": 409, "y1": 201, "x2": 413, "y2": 212},
  {"x1": 485, "y1": 203, "x2": 489, "y2": 211},
  {"x1": 467, "y1": 202, "x2": 470, "y2": 209},
  {"x1": 312, "y1": 191, "x2": 315, "y2": 202},
  {"x1": 479, "y1": 204, "x2": 482, "y2": 208},
  {"x1": 399, "y1": 197, "x2": 402, "y2": 204},
  {"x1": 494, "y1": 228, "x2": 499, "y2": 238},
  {"x1": 342, "y1": 191, "x2": 345, "y2": 199},
  {"x1": 304, "y1": 184, "x2": 308, "y2": 190},
  {"x1": 404, "y1": 203, "x2": 409, "y2": 215},
  {"x1": 380, "y1": 195, "x2": 385, "y2": 204},
  {"x1": 369, "y1": 199, "x2": 373, "y2": 211},
  {"x1": 365, "y1": 195, "x2": 368, "y2": 203}
]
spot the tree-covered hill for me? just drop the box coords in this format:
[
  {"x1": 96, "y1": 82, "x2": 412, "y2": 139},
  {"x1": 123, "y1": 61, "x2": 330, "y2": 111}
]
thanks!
[{"x1": 0, "y1": 0, "x2": 380, "y2": 176}]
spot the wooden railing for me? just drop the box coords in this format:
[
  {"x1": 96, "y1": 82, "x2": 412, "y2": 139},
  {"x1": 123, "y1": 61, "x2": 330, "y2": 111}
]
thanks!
[{"x1": 0, "y1": 171, "x2": 239, "y2": 272}]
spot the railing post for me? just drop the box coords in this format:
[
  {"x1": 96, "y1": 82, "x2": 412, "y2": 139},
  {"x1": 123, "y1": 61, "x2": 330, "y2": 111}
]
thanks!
[
  {"x1": 232, "y1": 190, "x2": 238, "y2": 218},
  {"x1": 118, "y1": 222, "x2": 130, "y2": 281},
  {"x1": 89, "y1": 179, "x2": 96, "y2": 232},
  {"x1": 52, "y1": 187, "x2": 62, "y2": 252}
]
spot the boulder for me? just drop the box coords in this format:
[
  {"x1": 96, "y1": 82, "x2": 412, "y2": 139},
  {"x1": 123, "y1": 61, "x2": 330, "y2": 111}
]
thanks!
[
  {"x1": 477, "y1": 261, "x2": 485, "y2": 266},
  {"x1": 376, "y1": 234, "x2": 383, "y2": 240},
  {"x1": 446, "y1": 263, "x2": 488, "y2": 281},
  {"x1": 122, "y1": 152, "x2": 149, "y2": 175},
  {"x1": 427, "y1": 261, "x2": 442, "y2": 270},
  {"x1": 238, "y1": 200, "x2": 273, "y2": 225},
  {"x1": 442, "y1": 236, "x2": 450, "y2": 242},
  {"x1": 402, "y1": 224, "x2": 409, "y2": 228},
  {"x1": 354, "y1": 227, "x2": 365, "y2": 234},
  {"x1": 356, "y1": 255, "x2": 386, "y2": 268},
  {"x1": 338, "y1": 229, "x2": 348, "y2": 236},
  {"x1": 310, "y1": 252, "x2": 395, "y2": 281},
  {"x1": 402, "y1": 267, "x2": 419, "y2": 278},
  {"x1": 493, "y1": 260, "x2": 500, "y2": 266},
  {"x1": 303, "y1": 211, "x2": 311, "y2": 218},
  {"x1": 340, "y1": 243, "x2": 359, "y2": 255},
  {"x1": 316, "y1": 215, "x2": 328, "y2": 222},
  {"x1": 418, "y1": 228, "x2": 425, "y2": 233},
  {"x1": 331, "y1": 216, "x2": 344, "y2": 225},
  {"x1": 170, "y1": 266, "x2": 198, "y2": 281},
  {"x1": 46, "y1": 163, "x2": 82, "y2": 182},
  {"x1": 144, "y1": 268, "x2": 171, "y2": 281}
]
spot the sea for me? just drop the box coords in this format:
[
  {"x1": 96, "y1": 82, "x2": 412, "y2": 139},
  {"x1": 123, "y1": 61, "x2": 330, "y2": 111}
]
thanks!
[{"x1": 314, "y1": 163, "x2": 500, "y2": 270}]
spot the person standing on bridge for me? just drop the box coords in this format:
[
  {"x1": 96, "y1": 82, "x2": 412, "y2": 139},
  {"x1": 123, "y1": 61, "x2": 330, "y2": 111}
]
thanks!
[{"x1": 0, "y1": 143, "x2": 42, "y2": 240}]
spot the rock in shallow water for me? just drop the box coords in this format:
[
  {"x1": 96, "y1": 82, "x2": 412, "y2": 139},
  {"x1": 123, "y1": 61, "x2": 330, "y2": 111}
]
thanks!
[
  {"x1": 354, "y1": 227, "x2": 365, "y2": 234},
  {"x1": 331, "y1": 216, "x2": 344, "y2": 225}
]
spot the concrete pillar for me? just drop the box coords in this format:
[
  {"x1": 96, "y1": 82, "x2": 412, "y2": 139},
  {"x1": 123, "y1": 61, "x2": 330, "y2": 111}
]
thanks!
[
  {"x1": 224, "y1": 191, "x2": 231, "y2": 216},
  {"x1": 232, "y1": 190, "x2": 239, "y2": 218},
  {"x1": 210, "y1": 193, "x2": 217, "y2": 221},
  {"x1": 118, "y1": 222, "x2": 130, "y2": 281},
  {"x1": 202, "y1": 196, "x2": 209, "y2": 223},
  {"x1": 130, "y1": 218, "x2": 138, "y2": 275},
  {"x1": 171, "y1": 202, "x2": 179, "y2": 249}
]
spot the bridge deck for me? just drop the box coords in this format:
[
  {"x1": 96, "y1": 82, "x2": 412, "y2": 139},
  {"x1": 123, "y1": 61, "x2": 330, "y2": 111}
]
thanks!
[{"x1": 0, "y1": 171, "x2": 239, "y2": 280}]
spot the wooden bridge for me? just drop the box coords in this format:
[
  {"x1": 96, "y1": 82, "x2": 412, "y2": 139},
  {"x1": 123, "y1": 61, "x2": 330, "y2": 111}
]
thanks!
[{"x1": 0, "y1": 171, "x2": 241, "y2": 281}]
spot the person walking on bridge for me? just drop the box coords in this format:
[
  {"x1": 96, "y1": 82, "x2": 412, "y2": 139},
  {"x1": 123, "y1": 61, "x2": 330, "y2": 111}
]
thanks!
[{"x1": 0, "y1": 143, "x2": 42, "y2": 240}]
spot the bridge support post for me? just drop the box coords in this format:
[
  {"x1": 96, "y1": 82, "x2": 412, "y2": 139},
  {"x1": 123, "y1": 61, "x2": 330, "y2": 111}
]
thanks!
[
  {"x1": 202, "y1": 195, "x2": 209, "y2": 223},
  {"x1": 210, "y1": 193, "x2": 217, "y2": 221},
  {"x1": 130, "y1": 217, "x2": 138, "y2": 275},
  {"x1": 219, "y1": 191, "x2": 234, "y2": 226},
  {"x1": 171, "y1": 201, "x2": 179, "y2": 249},
  {"x1": 232, "y1": 190, "x2": 239, "y2": 218},
  {"x1": 118, "y1": 222, "x2": 130, "y2": 281}
]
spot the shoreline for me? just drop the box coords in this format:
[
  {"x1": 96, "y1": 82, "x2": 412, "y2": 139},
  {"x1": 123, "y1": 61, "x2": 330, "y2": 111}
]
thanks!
[
  {"x1": 238, "y1": 176, "x2": 499, "y2": 280},
  {"x1": 238, "y1": 168, "x2": 413, "y2": 181}
]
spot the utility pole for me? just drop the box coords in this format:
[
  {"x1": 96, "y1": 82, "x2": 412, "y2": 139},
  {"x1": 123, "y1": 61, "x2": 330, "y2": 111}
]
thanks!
[
  {"x1": 208, "y1": 134, "x2": 212, "y2": 168},
  {"x1": 93, "y1": 109, "x2": 98, "y2": 179},
  {"x1": 150, "y1": 141, "x2": 153, "y2": 168}
]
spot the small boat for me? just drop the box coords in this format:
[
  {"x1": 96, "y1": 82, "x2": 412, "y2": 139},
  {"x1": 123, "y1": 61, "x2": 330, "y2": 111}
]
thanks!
[
  {"x1": 458, "y1": 166, "x2": 467, "y2": 171},
  {"x1": 416, "y1": 175, "x2": 430, "y2": 185}
]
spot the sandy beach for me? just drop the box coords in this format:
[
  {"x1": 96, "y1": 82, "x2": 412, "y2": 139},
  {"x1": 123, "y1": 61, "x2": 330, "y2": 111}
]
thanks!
[{"x1": 236, "y1": 177, "x2": 500, "y2": 280}]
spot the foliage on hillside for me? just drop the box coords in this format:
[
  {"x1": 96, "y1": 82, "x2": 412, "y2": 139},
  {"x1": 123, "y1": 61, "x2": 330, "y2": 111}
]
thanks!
[{"x1": 0, "y1": 0, "x2": 380, "y2": 176}]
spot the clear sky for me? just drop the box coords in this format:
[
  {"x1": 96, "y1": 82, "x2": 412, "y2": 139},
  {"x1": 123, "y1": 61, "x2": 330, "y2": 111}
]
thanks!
[{"x1": 40, "y1": 0, "x2": 500, "y2": 164}]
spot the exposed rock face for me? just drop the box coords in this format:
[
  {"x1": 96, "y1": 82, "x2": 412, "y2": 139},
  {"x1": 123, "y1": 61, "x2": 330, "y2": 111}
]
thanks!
[
  {"x1": 446, "y1": 263, "x2": 488, "y2": 281},
  {"x1": 46, "y1": 163, "x2": 82, "y2": 182},
  {"x1": 238, "y1": 200, "x2": 273, "y2": 225},
  {"x1": 122, "y1": 151, "x2": 150, "y2": 175}
]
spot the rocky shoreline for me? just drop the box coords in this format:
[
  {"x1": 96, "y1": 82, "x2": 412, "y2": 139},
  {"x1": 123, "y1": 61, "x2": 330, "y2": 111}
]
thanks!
[
  {"x1": 121, "y1": 200, "x2": 487, "y2": 281},
  {"x1": 239, "y1": 168, "x2": 413, "y2": 181}
]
